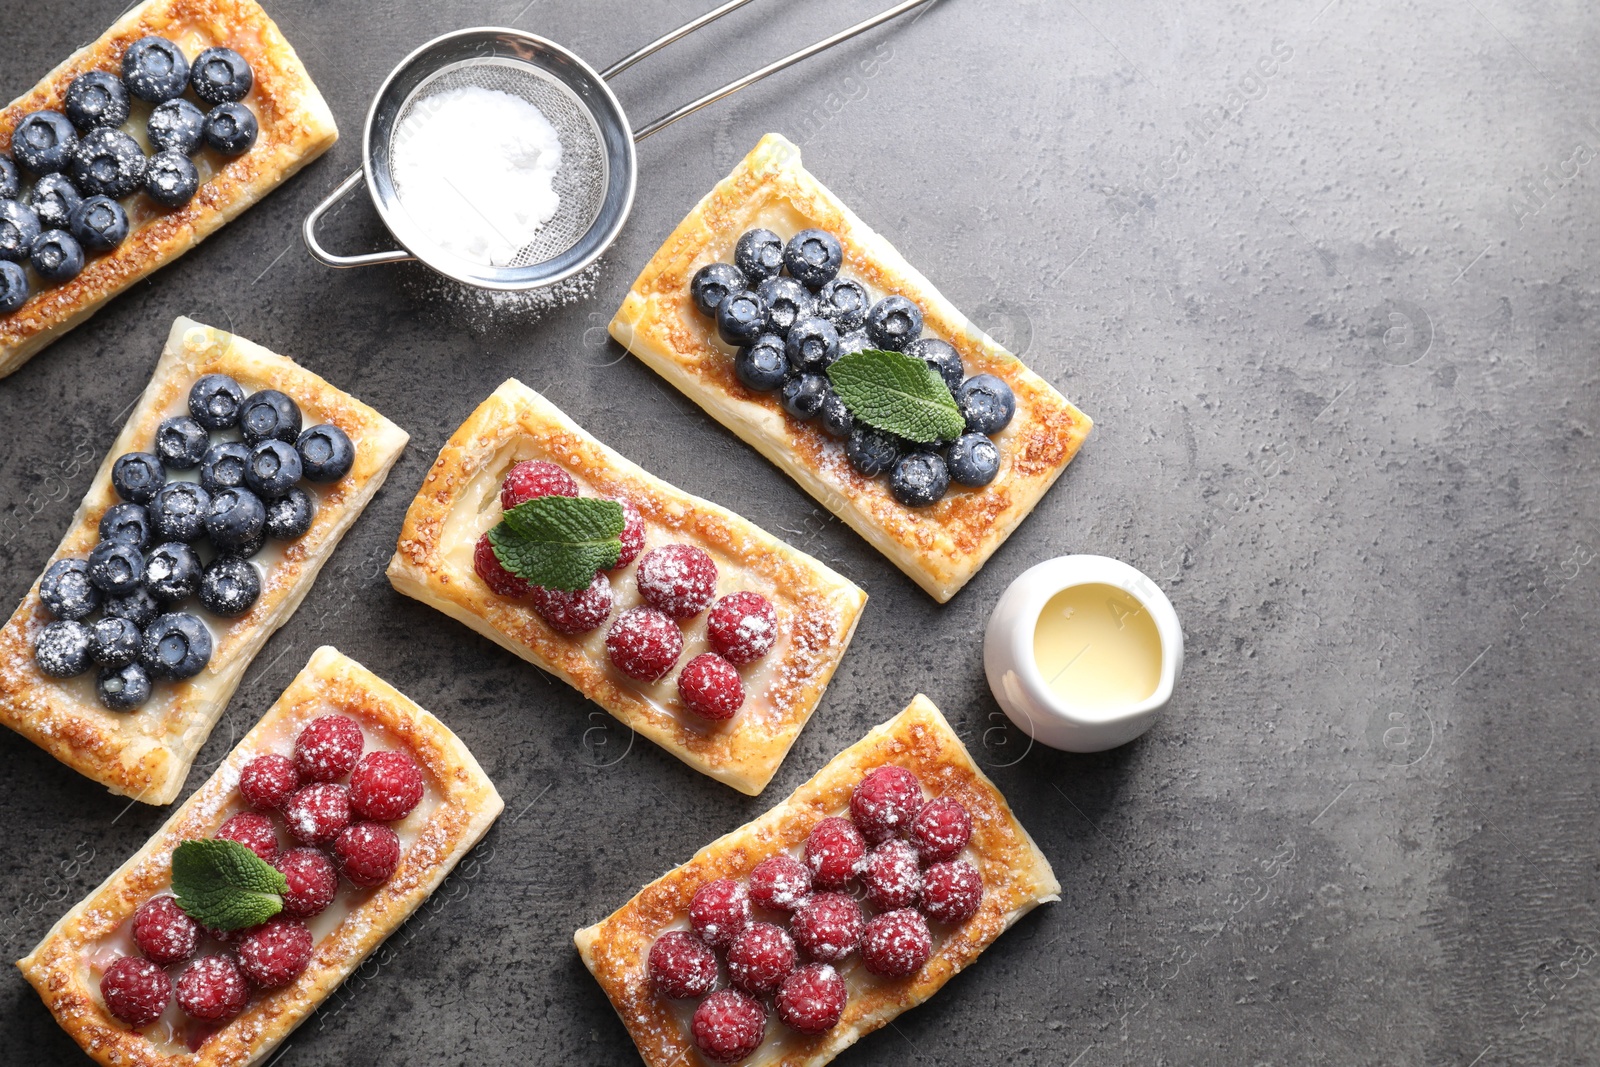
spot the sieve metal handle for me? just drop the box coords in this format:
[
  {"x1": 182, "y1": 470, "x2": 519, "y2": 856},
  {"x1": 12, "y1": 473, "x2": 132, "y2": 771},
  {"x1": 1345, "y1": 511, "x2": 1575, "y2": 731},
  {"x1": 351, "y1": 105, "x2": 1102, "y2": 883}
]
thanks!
[{"x1": 302, "y1": 169, "x2": 416, "y2": 269}]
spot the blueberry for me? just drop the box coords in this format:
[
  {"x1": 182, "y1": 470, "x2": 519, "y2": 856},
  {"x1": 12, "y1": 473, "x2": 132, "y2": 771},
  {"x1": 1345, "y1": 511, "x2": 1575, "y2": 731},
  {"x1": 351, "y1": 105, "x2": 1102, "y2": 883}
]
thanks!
[
  {"x1": 148, "y1": 482, "x2": 210, "y2": 543},
  {"x1": 733, "y1": 228, "x2": 784, "y2": 283},
  {"x1": 783, "y1": 229, "x2": 843, "y2": 289},
  {"x1": 205, "y1": 487, "x2": 266, "y2": 552},
  {"x1": 141, "y1": 612, "x2": 211, "y2": 680},
  {"x1": 64, "y1": 71, "x2": 131, "y2": 132},
  {"x1": 715, "y1": 289, "x2": 768, "y2": 347},
  {"x1": 144, "y1": 149, "x2": 199, "y2": 208},
  {"x1": 39, "y1": 558, "x2": 100, "y2": 620},
  {"x1": 88, "y1": 539, "x2": 145, "y2": 596},
  {"x1": 144, "y1": 541, "x2": 202, "y2": 603},
  {"x1": 155, "y1": 416, "x2": 209, "y2": 470},
  {"x1": 245, "y1": 439, "x2": 302, "y2": 499},
  {"x1": 111, "y1": 452, "x2": 166, "y2": 504},
  {"x1": 29, "y1": 174, "x2": 83, "y2": 232},
  {"x1": 12, "y1": 111, "x2": 78, "y2": 174},
  {"x1": 889, "y1": 451, "x2": 950, "y2": 507},
  {"x1": 189, "y1": 373, "x2": 246, "y2": 430},
  {"x1": 946, "y1": 433, "x2": 1002, "y2": 487},
  {"x1": 199, "y1": 557, "x2": 260, "y2": 617},
  {"x1": 122, "y1": 37, "x2": 190, "y2": 103},
  {"x1": 0, "y1": 199, "x2": 43, "y2": 262},
  {"x1": 956, "y1": 374, "x2": 1016, "y2": 435},
  {"x1": 264, "y1": 486, "x2": 315, "y2": 540},
  {"x1": 104, "y1": 586, "x2": 159, "y2": 628},
  {"x1": 70, "y1": 195, "x2": 130, "y2": 253},
  {"x1": 89, "y1": 616, "x2": 142, "y2": 668},
  {"x1": 30, "y1": 230, "x2": 85, "y2": 283},
  {"x1": 780, "y1": 373, "x2": 830, "y2": 421},
  {"x1": 227, "y1": 532, "x2": 266, "y2": 560},
  {"x1": 147, "y1": 99, "x2": 206, "y2": 155},
  {"x1": 784, "y1": 317, "x2": 840, "y2": 374},
  {"x1": 865, "y1": 296, "x2": 923, "y2": 351},
  {"x1": 189, "y1": 47, "x2": 253, "y2": 105},
  {"x1": 70, "y1": 129, "x2": 147, "y2": 199},
  {"x1": 0, "y1": 158, "x2": 15, "y2": 200},
  {"x1": 203, "y1": 103, "x2": 258, "y2": 155},
  {"x1": 238, "y1": 389, "x2": 301, "y2": 445},
  {"x1": 0, "y1": 261, "x2": 27, "y2": 314},
  {"x1": 734, "y1": 334, "x2": 790, "y2": 392},
  {"x1": 689, "y1": 262, "x2": 747, "y2": 316},
  {"x1": 904, "y1": 337, "x2": 964, "y2": 391},
  {"x1": 35, "y1": 619, "x2": 95, "y2": 678},
  {"x1": 97, "y1": 662, "x2": 152, "y2": 710},
  {"x1": 845, "y1": 427, "x2": 902, "y2": 477},
  {"x1": 99, "y1": 503, "x2": 151, "y2": 548},
  {"x1": 818, "y1": 392, "x2": 855, "y2": 438},
  {"x1": 756, "y1": 277, "x2": 812, "y2": 335},
  {"x1": 295, "y1": 424, "x2": 354, "y2": 482},
  {"x1": 815, "y1": 277, "x2": 869, "y2": 332},
  {"x1": 198, "y1": 440, "x2": 250, "y2": 492}
]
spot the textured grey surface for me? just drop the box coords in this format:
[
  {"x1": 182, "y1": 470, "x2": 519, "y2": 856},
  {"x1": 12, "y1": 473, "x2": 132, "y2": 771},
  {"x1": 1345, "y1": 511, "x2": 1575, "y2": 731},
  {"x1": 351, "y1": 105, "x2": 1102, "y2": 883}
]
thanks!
[{"x1": 2, "y1": 0, "x2": 1598, "y2": 1063}]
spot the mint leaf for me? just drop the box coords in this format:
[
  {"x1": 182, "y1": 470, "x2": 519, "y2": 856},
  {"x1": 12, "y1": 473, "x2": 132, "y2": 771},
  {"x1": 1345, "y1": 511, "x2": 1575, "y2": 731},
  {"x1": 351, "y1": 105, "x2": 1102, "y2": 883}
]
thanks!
[
  {"x1": 170, "y1": 839, "x2": 287, "y2": 931},
  {"x1": 489, "y1": 496, "x2": 625, "y2": 592},
  {"x1": 826, "y1": 348, "x2": 966, "y2": 443}
]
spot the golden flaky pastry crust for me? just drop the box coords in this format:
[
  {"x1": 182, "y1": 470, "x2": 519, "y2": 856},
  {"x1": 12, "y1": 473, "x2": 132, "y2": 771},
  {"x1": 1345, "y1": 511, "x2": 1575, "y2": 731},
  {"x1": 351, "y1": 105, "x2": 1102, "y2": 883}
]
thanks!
[
  {"x1": 0, "y1": 317, "x2": 409, "y2": 804},
  {"x1": 0, "y1": 0, "x2": 338, "y2": 378},
  {"x1": 575, "y1": 694, "x2": 1061, "y2": 1067},
  {"x1": 386, "y1": 379, "x2": 867, "y2": 796},
  {"x1": 17, "y1": 646, "x2": 504, "y2": 1067},
  {"x1": 610, "y1": 134, "x2": 1092, "y2": 603}
]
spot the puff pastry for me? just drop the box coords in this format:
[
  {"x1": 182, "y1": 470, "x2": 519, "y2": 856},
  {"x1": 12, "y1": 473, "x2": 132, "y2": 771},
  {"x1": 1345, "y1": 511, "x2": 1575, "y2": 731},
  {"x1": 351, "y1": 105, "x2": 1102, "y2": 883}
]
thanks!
[
  {"x1": 386, "y1": 379, "x2": 867, "y2": 796},
  {"x1": 610, "y1": 133, "x2": 1092, "y2": 603},
  {"x1": 17, "y1": 645, "x2": 504, "y2": 1067},
  {"x1": 0, "y1": 0, "x2": 338, "y2": 378},
  {"x1": 0, "y1": 317, "x2": 409, "y2": 804},
  {"x1": 575, "y1": 694, "x2": 1061, "y2": 1067}
]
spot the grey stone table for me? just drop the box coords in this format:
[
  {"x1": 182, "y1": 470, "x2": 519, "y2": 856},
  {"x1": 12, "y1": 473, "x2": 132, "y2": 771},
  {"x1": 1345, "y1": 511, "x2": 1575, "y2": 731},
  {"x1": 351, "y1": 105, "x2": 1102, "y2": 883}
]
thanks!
[{"x1": 3, "y1": 0, "x2": 1598, "y2": 1063}]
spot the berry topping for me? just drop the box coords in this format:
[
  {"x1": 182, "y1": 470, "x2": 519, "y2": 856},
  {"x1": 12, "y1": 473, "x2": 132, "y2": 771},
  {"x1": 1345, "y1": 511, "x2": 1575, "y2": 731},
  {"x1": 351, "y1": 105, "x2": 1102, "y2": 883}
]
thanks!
[
  {"x1": 273, "y1": 847, "x2": 338, "y2": 918},
  {"x1": 112, "y1": 451, "x2": 165, "y2": 505},
  {"x1": 749, "y1": 854, "x2": 812, "y2": 912},
  {"x1": 677, "y1": 652, "x2": 745, "y2": 721},
  {"x1": 122, "y1": 36, "x2": 191, "y2": 103},
  {"x1": 706, "y1": 592, "x2": 777, "y2": 665},
  {"x1": 789, "y1": 892, "x2": 864, "y2": 963},
  {"x1": 850, "y1": 766, "x2": 924, "y2": 843},
  {"x1": 237, "y1": 916, "x2": 312, "y2": 988},
  {"x1": 946, "y1": 432, "x2": 1002, "y2": 487},
  {"x1": 864, "y1": 295, "x2": 923, "y2": 351},
  {"x1": 132, "y1": 895, "x2": 199, "y2": 966},
  {"x1": 635, "y1": 544, "x2": 717, "y2": 619},
  {"x1": 244, "y1": 439, "x2": 302, "y2": 500},
  {"x1": 175, "y1": 955, "x2": 250, "y2": 1022},
  {"x1": 890, "y1": 450, "x2": 951, "y2": 508},
  {"x1": 757, "y1": 276, "x2": 813, "y2": 335},
  {"x1": 692, "y1": 989, "x2": 767, "y2": 1065},
  {"x1": 215, "y1": 811, "x2": 279, "y2": 863},
  {"x1": 205, "y1": 487, "x2": 267, "y2": 553},
  {"x1": 264, "y1": 487, "x2": 316, "y2": 541},
  {"x1": 860, "y1": 908, "x2": 933, "y2": 978},
  {"x1": 500, "y1": 459, "x2": 578, "y2": 510},
  {"x1": 862, "y1": 839, "x2": 923, "y2": 912},
  {"x1": 716, "y1": 289, "x2": 768, "y2": 348},
  {"x1": 97, "y1": 663, "x2": 152, "y2": 710},
  {"x1": 282, "y1": 783, "x2": 350, "y2": 846},
  {"x1": 818, "y1": 392, "x2": 855, "y2": 438},
  {"x1": 203, "y1": 102, "x2": 258, "y2": 155},
  {"x1": 689, "y1": 878, "x2": 751, "y2": 950},
  {"x1": 239, "y1": 753, "x2": 300, "y2": 810},
  {"x1": 0, "y1": 259, "x2": 28, "y2": 314},
  {"x1": 910, "y1": 797, "x2": 972, "y2": 863},
  {"x1": 104, "y1": 587, "x2": 159, "y2": 628},
  {"x1": 199, "y1": 557, "x2": 261, "y2": 618},
  {"x1": 733, "y1": 228, "x2": 784, "y2": 283},
  {"x1": 239, "y1": 389, "x2": 302, "y2": 445},
  {"x1": 40, "y1": 557, "x2": 100, "y2": 620},
  {"x1": 350, "y1": 751, "x2": 425, "y2": 822},
  {"x1": 529, "y1": 571, "x2": 613, "y2": 635},
  {"x1": 647, "y1": 930, "x2": 718, "y2": 999},
  {"x1": 814, "y1": 277, "x2": 869, "y2": 332},
  {"x1": 784, "y1": 317, "x2": 840, "y2": 374},
  {"x1": 13, "y1": 111, "x2": 77, "y2": 174},
  {"x1": 955, "y1": 373, "x2": 1016, "y2": 435},
  {"x1": 144, "y1": 541, "x2": 202, "y2": 603},
  {"x1": 70, "y1": 129, "x2": 147, "y2": 199},
  {"x1": 803, "y1": 817, "x2": 866, "y2": 889},
  {"x1": 775, "y1": 962, "x2": 847, "y2": 1035},
  {"x1": 190, "y1": 47, "x2": 254, "y2": 106},
  {"x1": 147, "y1": 98, "x2": 205, "y2": 155},
  {"x1": 920, "y1": 859, "x2": 984, "y2": 924},
  {"x1": 189, "y1": 374, "x2": 245, "y2": 431},
  {"x1": 605, "y1": 607, "x2": 683, "y2": 682},
  {"x1": 726, "y1": 921, "x2": 798, "y2": 995},
  {"x1": 474, "y1": 533, "x2": 530, "y2": 598},
  {"x1": 845, "y1": 426, "x2": 902, "y2": 477},
  {"x1": 70, "y1": 194, "x2": 129, "y2": 253},
  {"x1": 0, "y1": 159, "x2": 13, "y2": 200},
  {"x1": 144, "y1": 149, "x2": 199, "y2": 208},
  {"x1": 65, "y1": 70, "x2": 131, "y2": 132},
  {"x1": 149, "y1": 482, "x2": 211, "y2": 543},
  {"x1": 613, "y1": 498, "x2": 646, "y2": 569},
  {"x1": 690, "y1": 261, "x2": 748, "y2": 316},
  {"x1": 779, "y1": 373, "x2": 829, "y2": 420},
  {"x1": 31, "y1": 173, "x2": 83, "y2": 231},
  {"x1": 294, "y1": 714, "x2": 364, "y2": 781},
  {"x1": 100, "y1": 956, "x2": 171, "y2": 1027},
  {"x1": 99, "y1": 503, "x2": 152, "y2": 549},
  {"x1": 89, "y1": 539, "x2": 144, "y2": 596},
  {"x1": 35, "y1": 620, "x2": 94, "y2": 679},
  {"x1": 90, "y1": 616, "x2": 142, "y2": 669},
  {"x1": 296, "y1": 424, "x2": 355, "y2": 482},
  {"x1": 735, "y1": 334, "x2": 789, "y2": 392},
  {"x1": 0, "y1": 199, "x2": 41, "y2": 264},
  {"x1": 333, "y1": 822, "x2": 401, "y2": 887},
  {"x1": 30, "y1": 228, "x2": 85, "y2": 284},
  {"x1": 783, "y1": 229, "x2": 843, "y2": 290},
  {"x1": 904, "y1": 336, "x2": 964, "y2": 390}
]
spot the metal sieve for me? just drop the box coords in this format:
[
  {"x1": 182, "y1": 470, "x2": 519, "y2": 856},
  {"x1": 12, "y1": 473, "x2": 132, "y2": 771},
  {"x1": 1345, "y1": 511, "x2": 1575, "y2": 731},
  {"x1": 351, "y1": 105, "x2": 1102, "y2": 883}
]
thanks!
[{"x1": 302, "y1": 0, "x2": 936, "y2": 291}]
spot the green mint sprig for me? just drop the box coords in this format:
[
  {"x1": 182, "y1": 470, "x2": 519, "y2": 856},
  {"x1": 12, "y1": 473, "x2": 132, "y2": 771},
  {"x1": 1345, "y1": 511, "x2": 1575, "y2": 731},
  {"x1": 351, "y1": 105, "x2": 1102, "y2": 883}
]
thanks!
[
  {"x1": 825, "y1": 348, "x2": 966, "y2": 443},
  {"x1": 489, "y1": 496, "x2": 625, "y2": 592},
  {"x1": 170, "y1": 838, "x2": 288, "y2": 931}
]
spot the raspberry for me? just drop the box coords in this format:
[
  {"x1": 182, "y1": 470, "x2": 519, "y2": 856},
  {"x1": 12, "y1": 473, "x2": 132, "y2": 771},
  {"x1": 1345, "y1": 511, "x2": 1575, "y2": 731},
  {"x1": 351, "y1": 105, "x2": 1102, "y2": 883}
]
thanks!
[
  {"x1": 605, "y1": 606, "x2": 683, "y2": 681},
  {"x1": 215, "y1": 811, "x2": 279, "y2": 862},
  {"x1": 921, "y1": 860, "x2": 983, "y2": 924},
  {"x1": 100, "y1": 956, "x2": 171, "y2": 1027},
  {"x1": 647, "y1": 931, "x2": 718, "y2": 999},
  {"x1": 850, "y1": 766, "x2": 923, "y2": 843},
  {"x1": 293, "y1": 714, "x2": 364, "y2": 781},
  {"x1": 349, "y1": 750, "x2": 425, "y2": 822},
  {"x1": 132, "y1": 894, "x2": 199, "y2": 966},
  {"x1": 635, "y1": 544, "x2": 718, "y2": 619},
  {"x1": 529, "y1": 571, "x2": 613, "y2": 635},
  {"x1": 748, "y1": 854, "x2": 811, "y2": 912},
  {"x1": 726, "y1": 921, "x2": 797, "y2": 995},
  {"x1": 789, "y1": 892, "x2": 864, "y2": 962},
  {"x1": 239, "y1": 753, "x2": 300, "y2": 810},
  {"x1": 706, "y1": 592, "x2": 777, "y2": 665},
  {"x1": 273, "y1": 847, "x2": 338, "y2": 918},
  {"x1": 860, "y1": 908, "x2": 932, "y2": 978},
  {"x1": 803, "y1": 817, "x2": 866, "y2": 889},
  {"x1": 500, "y1": 460, "x2": 578, "y2": 510},
  {"x1": 910, "y1": 796, "x2": 972, "y2": 863},
  {"x1": 677, "y1": 652, "x2": 745, "y2": 720},
  {"x1": 612, "y1": 498, "x2": 646, "y2": 569},
  {"x1": 688, "y1": 878, "x2": 751, "y2": 949},
  {"x1": 861, "y1": 839, "x2": 923, "y2": 912},
  {"x1": 333, "y1": 821, "x2": 401, "y2": 887},
  {"x1": 474, "y1": 533, "x2": 531, "y2": 597},
  {"x1": 237, "y1": 916, "x2": 314, "y2": 988},
  {"x1": 175, "y1": 955, "x2": 251, "y2": 1021},
  {"x1": 283, "y1": 783, "x2": 350, "y2": 846},
  {"x1": 775, "y1": 962, "x2": 847, "y2": 1035},
  {"x1": 691, "y1": 989, "x2": 766, "y2": 1065}
]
